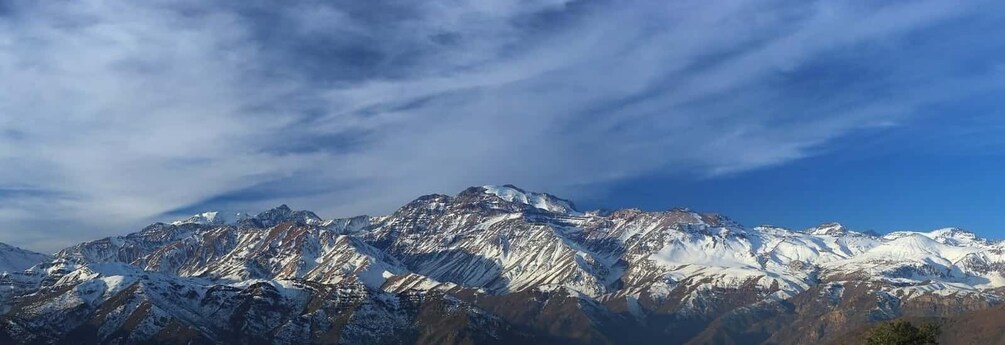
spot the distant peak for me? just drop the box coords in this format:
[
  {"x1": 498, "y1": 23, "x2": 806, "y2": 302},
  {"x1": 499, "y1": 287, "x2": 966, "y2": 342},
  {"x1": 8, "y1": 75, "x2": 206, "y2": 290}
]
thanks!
[
  {"x1": 479, "y1": 185, "x2": 579, "y2": 214},
  {"x1": 254, "y1": 204, "x2": 295, "y2": 219},
  {"x1": 168, "y1": 211, "x2": 256, "y2": 227},
  {"x1": 881, "y1": 227, "x2": 981, "y2": 245},
  {"x1": 267, "y1": 204, "x2": 292, "y2": 212},
  {"x1": 251, "y1": 204, "x2": 322, "y2": 227},
  {"x1": 930, "y1": 227, "x2": 973, "y2": 235},
  {"x1": 169, "y1": 205, "x2": 325, "y2": 229},
  {"x1": 0, "y1": 242, "x2": 50, "y2": 272},
  {"x1": 170, "y1": 211, "x2": 226, "y2": 226},
  {"x1": 926, "y1": 227, "x2": 981, "y2": 245},
  {"x1": 697, "y1": 212, "x2": 742, "y2": 228},
  {"x1": 806, "y1": 222, "x2": 848, "y2": 236}
]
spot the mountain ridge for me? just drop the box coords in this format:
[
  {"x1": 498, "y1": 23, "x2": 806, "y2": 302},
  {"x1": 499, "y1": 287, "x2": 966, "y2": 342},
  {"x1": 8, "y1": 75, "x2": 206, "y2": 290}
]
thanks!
[{"x1": 1, "y1": 184, "x2": 1004, "y2": 344}]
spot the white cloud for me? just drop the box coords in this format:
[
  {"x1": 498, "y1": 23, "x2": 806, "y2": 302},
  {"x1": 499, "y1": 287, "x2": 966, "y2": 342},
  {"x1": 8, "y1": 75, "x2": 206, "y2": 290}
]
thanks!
[{"x1": 0, "y1": 0, "x2": 1001, "y2": 252}]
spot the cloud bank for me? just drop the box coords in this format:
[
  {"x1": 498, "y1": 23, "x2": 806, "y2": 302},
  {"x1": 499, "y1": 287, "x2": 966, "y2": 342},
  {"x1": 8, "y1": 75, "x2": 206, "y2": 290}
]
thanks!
[{"x1": 1, "y1": 0, "x2": 1003, "y2": 252}]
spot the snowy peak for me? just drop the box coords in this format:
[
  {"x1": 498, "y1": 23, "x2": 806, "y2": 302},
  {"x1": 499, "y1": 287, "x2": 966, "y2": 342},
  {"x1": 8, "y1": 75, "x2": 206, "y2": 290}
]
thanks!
[
  {"x1": 674, "y1": 208, "x2": 743, "y2": 229},
  {"x1": 171, "y1": 205, "x2": 324, "y2": 229},
  {"x1": 479, "y1": 184, "x2": 579, "y2": 214},
  {"x1": 806, "y1": 222, "x2": 849, "y2": 236},
  {"x1": 244, "y1": 204, "x2": 323, "y2": 228},
  {"x1": 803, "y1": 222, "x2": 877, "y2": 237},
  {"x1": 4, "y1": 184, "x2": 1005, "y2": 345},
  {"x1": 169, "y1": 211, "x2": 252, "y2": 226},
  {"x1": 882, "y1": 228, "x2": 983, "y2": 245},
  {"x1": 170, "y1": 211, "x2": 225, "y2": 226},
  {"x1": 0, "y1": 242, "x2": 50, "y2": 272},
  {"x1": 926, "y1": 227, "x2": 982, "y2": 245}
]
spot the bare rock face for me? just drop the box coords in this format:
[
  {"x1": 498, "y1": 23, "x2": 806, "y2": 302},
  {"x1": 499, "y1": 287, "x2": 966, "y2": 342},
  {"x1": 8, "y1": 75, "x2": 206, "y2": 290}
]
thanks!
[{"x1": 3, "y1": 185, "x2": 1005, "y2": 344}]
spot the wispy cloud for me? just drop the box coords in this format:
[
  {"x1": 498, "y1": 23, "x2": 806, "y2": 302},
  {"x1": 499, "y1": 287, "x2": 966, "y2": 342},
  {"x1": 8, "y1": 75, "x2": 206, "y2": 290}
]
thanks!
[{"x1": 1, "y1": 0, "x2": 1002, "y2": 252}]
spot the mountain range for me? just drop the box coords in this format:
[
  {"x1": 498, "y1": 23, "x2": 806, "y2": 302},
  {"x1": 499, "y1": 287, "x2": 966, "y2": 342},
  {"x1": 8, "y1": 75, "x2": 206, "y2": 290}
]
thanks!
[{"x1": 1, "y1": 185, "x2": 1004, "y2": 344}]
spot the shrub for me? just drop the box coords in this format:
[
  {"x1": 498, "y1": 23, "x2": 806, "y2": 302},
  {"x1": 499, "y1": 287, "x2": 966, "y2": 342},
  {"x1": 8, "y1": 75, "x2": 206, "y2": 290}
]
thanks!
[{"x1": 865, "y1": 320, "x2": 940, "y2": 345}]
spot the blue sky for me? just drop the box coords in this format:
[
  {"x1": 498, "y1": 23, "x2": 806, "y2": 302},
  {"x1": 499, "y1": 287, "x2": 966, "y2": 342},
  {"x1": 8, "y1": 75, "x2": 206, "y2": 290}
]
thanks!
[{"x1": 0, "y1": 0, "x2": 1004, "y2": 252}]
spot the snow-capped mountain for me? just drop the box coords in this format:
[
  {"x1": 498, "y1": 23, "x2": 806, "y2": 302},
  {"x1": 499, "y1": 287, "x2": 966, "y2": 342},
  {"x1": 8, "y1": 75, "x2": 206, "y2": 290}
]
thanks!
[
  {"x1": 0, "y1": 243, "x2": 48, "y2": 273},
  {"x1": 2, "y1": 185, "x2": 1005, "y2": 344},
  {"x1": 168, "y1": 211, "x2": 249, "y2": 226}
]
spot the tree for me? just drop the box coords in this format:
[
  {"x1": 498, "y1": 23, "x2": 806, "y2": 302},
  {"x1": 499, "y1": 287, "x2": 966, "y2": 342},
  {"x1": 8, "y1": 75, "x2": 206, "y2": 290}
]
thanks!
[{"x1": 865, "y1": 320, "x2": 940, "y2": 345}]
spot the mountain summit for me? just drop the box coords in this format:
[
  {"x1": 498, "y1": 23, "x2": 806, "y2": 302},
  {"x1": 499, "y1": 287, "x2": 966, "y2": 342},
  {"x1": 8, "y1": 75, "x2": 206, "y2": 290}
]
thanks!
[
  {"x1": 1, "y1": 185, "x2": 1004, "y2": 344},
  {"x1": 0, "y1": 243, "x2": 48, "y2": 273},
  {"x1": 479, "y1": 184, "x2": 580, "y2": 214}
]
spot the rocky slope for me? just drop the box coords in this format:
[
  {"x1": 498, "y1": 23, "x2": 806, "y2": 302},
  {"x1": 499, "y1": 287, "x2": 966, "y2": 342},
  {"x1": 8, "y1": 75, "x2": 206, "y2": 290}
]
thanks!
[{"x1": 2, "y1": 185, "x2": 1005, "y2": 344}]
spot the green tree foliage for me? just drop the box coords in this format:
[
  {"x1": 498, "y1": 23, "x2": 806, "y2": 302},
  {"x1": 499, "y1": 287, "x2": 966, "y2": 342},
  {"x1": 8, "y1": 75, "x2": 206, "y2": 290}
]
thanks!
[{"x1": 865, "y1": 320, "x2": 940, "y2": 345}]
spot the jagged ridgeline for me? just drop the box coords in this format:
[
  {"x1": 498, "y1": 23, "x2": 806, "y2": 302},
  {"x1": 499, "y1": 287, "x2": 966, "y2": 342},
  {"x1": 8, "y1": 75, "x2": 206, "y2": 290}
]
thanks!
[{"x1": 2, "y1": 185, "x2": 1005, "y2": 344}]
